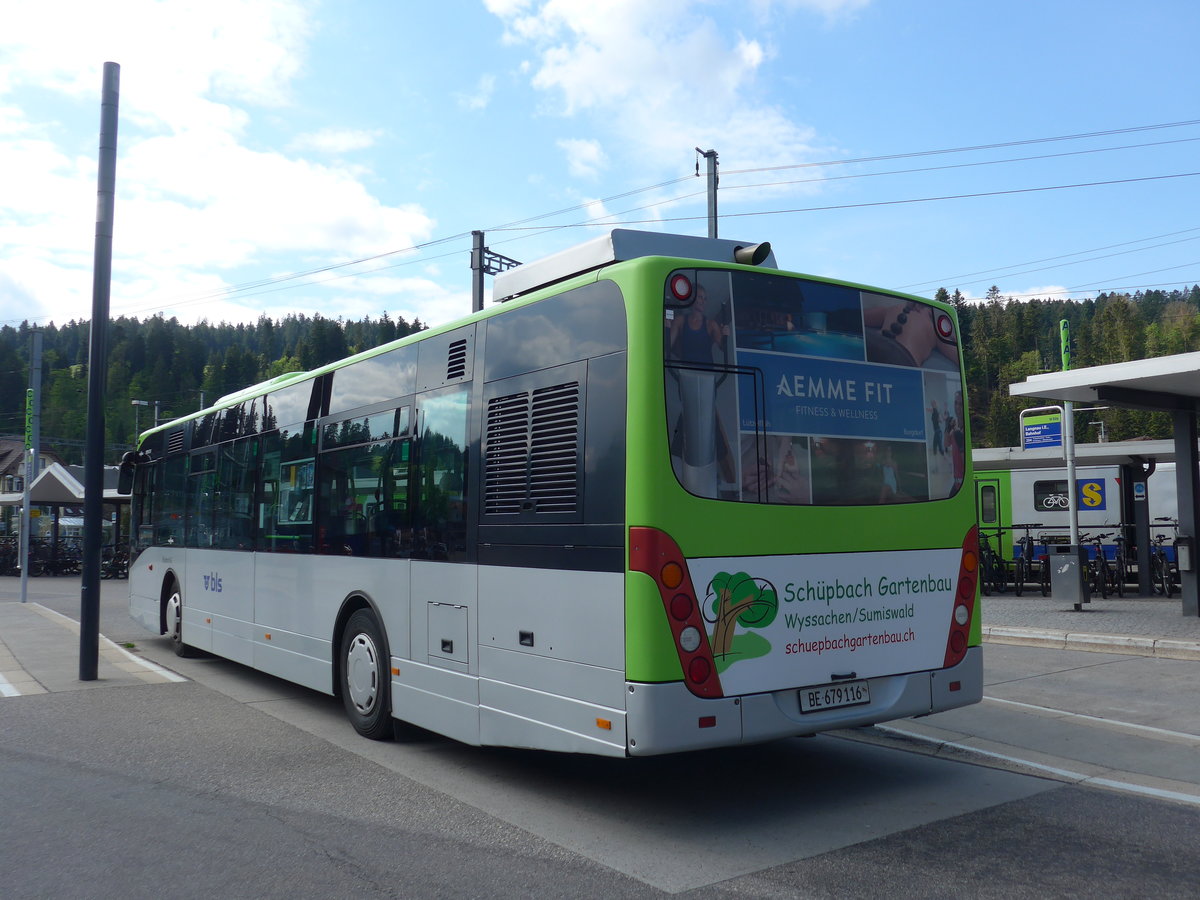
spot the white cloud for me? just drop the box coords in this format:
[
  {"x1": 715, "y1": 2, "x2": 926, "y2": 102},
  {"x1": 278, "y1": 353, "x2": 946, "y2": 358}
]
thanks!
[
  {"x1": 289, "y1": 128, "x2": 382, "y2": 154},
  {"x1": 750, "y1": 0, "x2": 871, "y2": 24},
  {"x1": 557, "y1": 138, "x2": 607, "y2": 178},
  {"x1": 0, "y1": 0, "x2": 439, "y2": 327},
  {"x1": 485, "y1": 1, "x2": 823, "y2": 176}
]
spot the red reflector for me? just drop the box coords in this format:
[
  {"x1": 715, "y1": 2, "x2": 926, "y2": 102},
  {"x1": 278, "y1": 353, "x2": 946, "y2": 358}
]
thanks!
[
  {"x1": 950, "y1": 632, "x2": 967, "y2": 653},
  {"x1": 688, "y1": 656, "x2": 711, "y2": 684},
  {"x1": 698, "y1": 715, "x2": 716, "y2": 729},
  {"x1": 669, "y1": 592, "x2": 692, "y2": 620},
  {"x1": 949, "y1": 681, "x2": 961, "y2": 692}
]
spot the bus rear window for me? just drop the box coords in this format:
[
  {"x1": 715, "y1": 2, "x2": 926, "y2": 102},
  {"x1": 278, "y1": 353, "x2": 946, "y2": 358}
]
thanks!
[{"x1": 663, "y1": 269, "x2": 963, "y2": 506}]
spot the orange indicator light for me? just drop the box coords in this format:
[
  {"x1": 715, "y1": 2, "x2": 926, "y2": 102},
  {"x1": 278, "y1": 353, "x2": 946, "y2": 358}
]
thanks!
[
  {"x1": 596, "y1": 718, "x2": 612, "y2": 730},
  {"x1": 661, "y1": 561, "x2": 684, "y2": 589}
]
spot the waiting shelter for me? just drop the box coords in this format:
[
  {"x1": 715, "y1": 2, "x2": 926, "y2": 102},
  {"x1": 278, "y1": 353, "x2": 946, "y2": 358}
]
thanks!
[{"x1": 0, "y1": 462, "x2": 128, "y2": 546}]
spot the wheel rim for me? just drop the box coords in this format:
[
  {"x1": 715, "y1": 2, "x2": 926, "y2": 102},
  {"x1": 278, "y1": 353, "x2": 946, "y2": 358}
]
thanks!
[
  {"x1": 345, "y1": 632, "x2": 380, "y2": 716},
  {"x1": 166, "y1": 590, "x2": 182, "y2": 643}
]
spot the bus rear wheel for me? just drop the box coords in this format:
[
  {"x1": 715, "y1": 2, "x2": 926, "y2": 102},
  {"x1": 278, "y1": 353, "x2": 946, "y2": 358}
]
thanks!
[{"x1": 340, "y1": 608, "x2": 393, "y2": 740}]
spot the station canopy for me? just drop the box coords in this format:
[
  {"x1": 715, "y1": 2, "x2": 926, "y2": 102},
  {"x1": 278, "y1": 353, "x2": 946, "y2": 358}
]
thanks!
[
  {"x1": 1008, "y1": 351, "x2": 1200, "y2": 410},
  {"x1": 0, "y1": 462, "x2": 128, "y2": 508},
  {"x1": 1008, "y1": 351, "x2": 1200, "y2": 617}
]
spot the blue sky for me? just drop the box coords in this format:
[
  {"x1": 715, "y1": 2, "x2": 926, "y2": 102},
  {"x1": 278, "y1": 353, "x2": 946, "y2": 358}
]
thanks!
[{"x1": 1, "y1": 0, "x2": 1198, "y2": 331}]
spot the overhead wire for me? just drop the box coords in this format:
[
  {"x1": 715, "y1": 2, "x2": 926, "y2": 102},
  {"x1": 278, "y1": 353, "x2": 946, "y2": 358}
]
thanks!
[{"x1": 8, "y1": 117, "x2": 1198, "y2": 325}]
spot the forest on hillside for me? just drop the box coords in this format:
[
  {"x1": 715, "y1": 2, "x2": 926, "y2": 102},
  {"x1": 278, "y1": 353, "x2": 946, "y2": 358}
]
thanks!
[
  {"x1": 0, "y1": 312, "x2": 424, "y2": 463},
  {"x1": 2, "y1": 283, "x2": 1198, "y2": 465},
  {"x1": 944, "y1": 284, "x2": 1200, "y2": 448}
]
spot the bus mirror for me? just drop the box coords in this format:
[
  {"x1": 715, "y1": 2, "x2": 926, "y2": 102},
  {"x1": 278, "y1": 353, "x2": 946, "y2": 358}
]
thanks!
[
  {"x1": 117, "y1": 451, "x2": 139, "y2": 495},
  {"x1": 734, "y1": 242, "x2": 771, "y2": 266}
]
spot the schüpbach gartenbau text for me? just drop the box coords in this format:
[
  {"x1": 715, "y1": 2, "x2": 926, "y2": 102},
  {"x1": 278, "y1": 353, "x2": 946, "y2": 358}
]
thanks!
[{"x1": 782, "y1": 574, "x2": 953, "y2": 605}]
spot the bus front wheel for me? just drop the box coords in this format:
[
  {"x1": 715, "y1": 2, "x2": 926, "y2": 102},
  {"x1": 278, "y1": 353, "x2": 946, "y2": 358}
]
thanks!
[
  {"x1": 340, "y1": 608, "x2": 393, "y2": 741},
  {"x1": 164, "y1": 581, "x2": 199, "y2": 658}
]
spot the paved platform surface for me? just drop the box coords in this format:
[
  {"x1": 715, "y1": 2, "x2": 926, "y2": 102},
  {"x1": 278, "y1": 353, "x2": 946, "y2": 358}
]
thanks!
[
  {"x1": 982, "y1": 591, "x2": 1200, "y2": 660},
  {"x1": 0, "y1": 600, "x2": 183, "y2": 696}
]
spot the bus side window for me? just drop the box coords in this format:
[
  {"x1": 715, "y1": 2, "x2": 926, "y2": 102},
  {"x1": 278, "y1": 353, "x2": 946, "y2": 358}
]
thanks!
[
  {"x1": 216, "y1": 437, "x2": 257, "y2": 551},
  {"x1": 153, "y1": 455, "x2": 187, "y2": 547},
  {"x1": 413, "y1": 386, "x2": 469, "y2": 562}
]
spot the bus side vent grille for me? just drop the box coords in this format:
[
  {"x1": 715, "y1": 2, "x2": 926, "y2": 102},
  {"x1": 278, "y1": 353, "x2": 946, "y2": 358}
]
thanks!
[
  {"x1": 529, "y1": 382, "x2": 579, "y2": 514},
  {"x1": 166, "y1": 430, "x2": 185, "y2": 454},
  {"x1": 484, "y1": 392, "x2": 531, "y2": 515},
  {"x1": 483, "y1": 381, "x2": 580, "y2": 516},
  {"x1": 446, "y1": 339, "x2": 468, "y2": 381}
]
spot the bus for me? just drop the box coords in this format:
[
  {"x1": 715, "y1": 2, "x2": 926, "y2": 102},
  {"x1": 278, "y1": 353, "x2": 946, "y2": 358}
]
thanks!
[{"x1": 121, "y1": 229, "x2": 982, "y2": 757}]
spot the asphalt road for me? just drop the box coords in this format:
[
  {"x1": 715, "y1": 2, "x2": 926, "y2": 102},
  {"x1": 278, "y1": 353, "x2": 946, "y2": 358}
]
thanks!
[{"x1": 3, "y1": 577, "x2": 1199, "y2": 898}]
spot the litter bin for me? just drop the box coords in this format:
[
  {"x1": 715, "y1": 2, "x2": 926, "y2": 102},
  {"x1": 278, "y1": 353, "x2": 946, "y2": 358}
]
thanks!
[{"x1": 1049, "y1": 544, "x2": 1089, "y2": 609}]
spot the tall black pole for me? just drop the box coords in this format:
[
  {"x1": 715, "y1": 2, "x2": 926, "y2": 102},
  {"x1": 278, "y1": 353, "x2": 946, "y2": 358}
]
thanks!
[
  {"x1": 80, "y1": 62, "x2": 120, "y2": 681},
  {"x1": 471, "y1": 230, "x2": 485, "y2": 313},
  {"x1": 696, "y1": 148, "x2": 718, "y2": 238}
]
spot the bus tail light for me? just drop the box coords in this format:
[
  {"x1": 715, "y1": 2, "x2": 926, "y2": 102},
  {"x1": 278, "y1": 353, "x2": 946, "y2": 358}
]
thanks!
[
  {"x1": 629, "y1": 526, "x2": 723, "y2": 698},
  {"x1": 944, "y1": 525, "x2": 979, "y2": 669}
]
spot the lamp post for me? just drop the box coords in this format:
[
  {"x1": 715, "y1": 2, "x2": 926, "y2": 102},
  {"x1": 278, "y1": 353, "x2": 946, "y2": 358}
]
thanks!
[{"x1": 131, "y1": 399, "x2": 149, "y2": 443}]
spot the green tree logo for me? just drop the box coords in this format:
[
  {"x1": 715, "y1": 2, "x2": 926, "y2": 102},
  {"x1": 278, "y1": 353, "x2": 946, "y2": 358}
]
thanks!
[{"x1": 705, "y1": 572, "x2": 779, "y2": 672}]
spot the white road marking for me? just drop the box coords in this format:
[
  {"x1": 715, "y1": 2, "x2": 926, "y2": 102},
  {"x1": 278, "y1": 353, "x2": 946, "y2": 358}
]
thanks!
[
  {"x1": 984, "y1": 695, "x2": 1200, "y2": 743},
  {"x1": 876, "y1": 723, "x2": 1200, "y2": 808}
]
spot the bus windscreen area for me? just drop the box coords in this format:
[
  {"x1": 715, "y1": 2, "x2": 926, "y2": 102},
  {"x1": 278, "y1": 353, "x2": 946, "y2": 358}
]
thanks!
[{"x1": 664, "y1": 269, "x2": 964, "y2": 505}]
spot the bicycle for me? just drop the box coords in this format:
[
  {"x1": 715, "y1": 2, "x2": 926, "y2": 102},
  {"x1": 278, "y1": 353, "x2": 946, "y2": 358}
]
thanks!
[
  {"x1": 1151, "y1": 517, "x2": 1179, "y2": 597},
  {"x1": 1107, "y1": 526, "x2": 1128, "y2": 597},
  {"x1": 1010, "y1": 523, "x2": 1047, "y2": 597},
  {"x1": 978, "y1": 530, "x2": 1007, "y2": 596},
  {"x1": 1080, "y1": 532, "x2": 1112, "y2": 599}
]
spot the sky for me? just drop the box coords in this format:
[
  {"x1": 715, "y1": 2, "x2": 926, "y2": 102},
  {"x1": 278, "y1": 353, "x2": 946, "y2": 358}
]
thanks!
[{"x1": 1, "y1": 0, "x2": 1198, "y2": 334}]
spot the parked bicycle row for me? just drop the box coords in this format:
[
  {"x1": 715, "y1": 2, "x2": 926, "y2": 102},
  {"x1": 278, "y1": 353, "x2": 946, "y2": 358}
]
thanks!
[
  {"x1": 0, "y1": 537, "x2": 128, "y2": 578},
  {"x1": 978, "y1": 518, "x2": 1182, "y2": 598}
]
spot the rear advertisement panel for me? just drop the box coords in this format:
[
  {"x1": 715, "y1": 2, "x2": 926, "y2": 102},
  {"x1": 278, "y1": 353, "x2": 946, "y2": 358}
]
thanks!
[{"x1": 686, "y1": 548, "x2": 959, "y2": 695}]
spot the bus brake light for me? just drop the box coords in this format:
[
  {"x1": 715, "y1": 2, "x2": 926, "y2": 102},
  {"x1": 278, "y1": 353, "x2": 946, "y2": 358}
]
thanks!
[
  {"x1": 629, "y1": 526, "x2": 723, "y2": 698},
  {"x1": 943, "y1": 525, "x2": 979, "y2": 669}
]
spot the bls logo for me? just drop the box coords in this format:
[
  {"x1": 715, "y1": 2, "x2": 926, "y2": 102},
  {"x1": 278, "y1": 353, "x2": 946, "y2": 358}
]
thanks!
[
  {"x1": 1078, "y1": 480, "x2": 1106, "y2": 510},
  {"x1": 203, "y1": 573, "x2": 223, "y2": 592}
]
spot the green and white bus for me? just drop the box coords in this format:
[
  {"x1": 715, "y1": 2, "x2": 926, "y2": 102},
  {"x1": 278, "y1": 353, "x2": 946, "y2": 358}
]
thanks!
[{"x1": 123, "y1": 229, "x2": 981, "y2": 757}]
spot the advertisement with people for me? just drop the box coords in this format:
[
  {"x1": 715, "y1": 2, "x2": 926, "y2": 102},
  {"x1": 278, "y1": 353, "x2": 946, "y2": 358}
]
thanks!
[{"x1": 664, "y1": 269, "x2": 963, "y2": 507}]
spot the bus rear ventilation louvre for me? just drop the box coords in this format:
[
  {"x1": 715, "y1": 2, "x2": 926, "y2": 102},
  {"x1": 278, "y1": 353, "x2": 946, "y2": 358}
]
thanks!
[
  {"x1": 446, "y1": 339, "x2": 468, "y2": 380},
  {"x1": 166, "y1": 430, "x2": 185, "y2": 454},
  {"x1": 484, "y1": 381, "x2": 579, "y2": 515}
]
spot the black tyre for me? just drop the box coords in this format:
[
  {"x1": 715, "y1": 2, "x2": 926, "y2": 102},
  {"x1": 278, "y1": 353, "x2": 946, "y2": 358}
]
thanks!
[
  {"x1": 1013, "y1": 558, "x2": 1025, "y2": 596},
  {"x1": 993, "y1": 561, "x2": 1007, "y2": 594},
  {"x1": 1114, "y1": 560, "x2": 1125, "y2": 597},
  {"x1": 340, "y1": 608, "x2": 393, "y2": 740},
  {"x1": 165, "y1": 582, "x2": 200, "y2": 658},
  {"x1": 1154, "y1": 556, "x2": 1169, "y2": 596}
]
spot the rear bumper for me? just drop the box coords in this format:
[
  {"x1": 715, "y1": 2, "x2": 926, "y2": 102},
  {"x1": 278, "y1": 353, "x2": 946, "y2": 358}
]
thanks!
[{"x1": 625, "y1": 646, "x2": 983, "y2": 756}]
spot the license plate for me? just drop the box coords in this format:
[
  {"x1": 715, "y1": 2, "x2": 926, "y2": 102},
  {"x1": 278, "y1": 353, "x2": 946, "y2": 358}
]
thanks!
[{"x1": 799, "y1": 680, "x2": 871, "y2": 713}]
